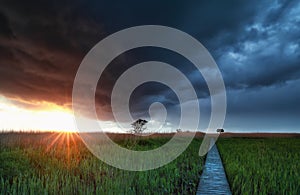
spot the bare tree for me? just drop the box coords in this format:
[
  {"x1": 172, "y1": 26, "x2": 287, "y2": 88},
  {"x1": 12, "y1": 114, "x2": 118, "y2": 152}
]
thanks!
[{"x1": 130, "y1": 119, "x2": 148, "y2": 134}]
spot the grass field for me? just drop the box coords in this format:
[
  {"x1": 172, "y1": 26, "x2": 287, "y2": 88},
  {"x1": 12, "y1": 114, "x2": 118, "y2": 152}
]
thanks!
[
  {"x1": 1, "y1": 132, "x2": 299, "y2": 194},
  {"x1": 0, "y1": 132, "x2": 204, "y2": 194},
  {"x1": 217, "y1": 138, "x2": 300, "y2": 195}
]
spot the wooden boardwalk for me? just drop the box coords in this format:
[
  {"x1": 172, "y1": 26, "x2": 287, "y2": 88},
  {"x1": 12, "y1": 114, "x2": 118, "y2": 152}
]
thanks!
[{"x1": 197, "y1": 139, "x2": 231, "y2": 195}]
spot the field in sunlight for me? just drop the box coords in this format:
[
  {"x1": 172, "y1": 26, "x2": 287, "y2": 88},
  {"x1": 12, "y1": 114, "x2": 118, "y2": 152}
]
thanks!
[
  {"x1": 0, "y1": 132, "x2": 204, "y2": 194},
  {"x1": 1, "y1": 132, "x2": 299, "y2": 194},
  {"x1": 217, "y1": 138, "x2": 300, "y2": 194}
]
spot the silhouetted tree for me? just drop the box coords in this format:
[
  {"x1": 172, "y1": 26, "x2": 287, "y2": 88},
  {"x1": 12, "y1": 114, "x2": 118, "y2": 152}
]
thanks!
[
  {"x1": 131, "y1": 119, "x2": 148, "y2": 134},
  {"x1": 216, "y1": 128, "x2": 224, "y2": 133}
]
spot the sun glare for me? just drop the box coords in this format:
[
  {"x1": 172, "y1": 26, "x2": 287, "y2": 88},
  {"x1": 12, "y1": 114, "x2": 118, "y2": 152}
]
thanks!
[
  {"x1": 0, "y1": 96, "x2": 126, "y2": 133},
  {"x1": 0, "y1": 97, "x2": 76, "y2": 132}
]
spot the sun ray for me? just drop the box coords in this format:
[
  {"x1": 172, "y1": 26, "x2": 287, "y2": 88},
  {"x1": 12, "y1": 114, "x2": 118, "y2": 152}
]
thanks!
[
  {"x1": 66, "y1": 133, "x2": 70, "y2": 167},
  {"x1": 44, "y1": 132, "x2": 82, "y2": 167},
  {"x1": 70, "y1": 133, "x2": 77, "y2": 146},
  {"x1": 46, "y1": 132, "x2": 64, "y2": 152}
]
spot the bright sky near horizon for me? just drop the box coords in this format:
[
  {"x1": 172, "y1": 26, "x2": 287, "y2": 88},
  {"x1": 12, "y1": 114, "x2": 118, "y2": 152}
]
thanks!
[{"x1": 0, "y1": 96, "x2": 75, "y2": 131}]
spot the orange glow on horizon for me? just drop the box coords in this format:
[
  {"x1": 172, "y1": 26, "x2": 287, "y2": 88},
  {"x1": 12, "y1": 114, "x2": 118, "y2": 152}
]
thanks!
[
  {"x1": 0, "y1": 96, "x2": 76, "y2": 132},
  {"x1": 0, "y1": 95, "x2": 130, "y2": 133},
  {"x1": 0, "y1": 96, "x2": 125, "y2": 133}
]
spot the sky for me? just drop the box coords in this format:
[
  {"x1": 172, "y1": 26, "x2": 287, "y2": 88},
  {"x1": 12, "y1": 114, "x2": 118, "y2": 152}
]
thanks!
[{"x1": 0, "y1": 0, "x2": 299, "y2": 132}]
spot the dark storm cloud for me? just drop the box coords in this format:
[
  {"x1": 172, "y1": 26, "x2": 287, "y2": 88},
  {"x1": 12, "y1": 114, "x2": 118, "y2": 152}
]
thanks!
[
  {"x1": 0, "y1": 0, "x2": 103, "y2": 110},
  {"x1": 0, "y1": 12, "x2": 14, "y2": 38},
  {"x1": 194, "y1": 0, "x2": 300, "y2": 131},
  {"x1": 0, "y1": 0, "x2": 299, "y2": 131},
  {"x1": 208, "y1": 0, "x2": 300, "y2": 91}
]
